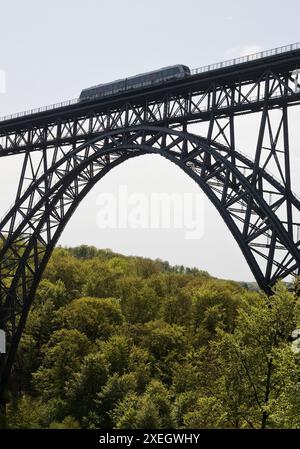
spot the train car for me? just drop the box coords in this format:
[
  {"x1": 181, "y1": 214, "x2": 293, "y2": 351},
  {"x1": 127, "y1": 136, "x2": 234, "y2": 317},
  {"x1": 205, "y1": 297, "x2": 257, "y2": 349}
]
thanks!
[{"x1": 79, "y1": 65, "x2": 190, "y2": 102}]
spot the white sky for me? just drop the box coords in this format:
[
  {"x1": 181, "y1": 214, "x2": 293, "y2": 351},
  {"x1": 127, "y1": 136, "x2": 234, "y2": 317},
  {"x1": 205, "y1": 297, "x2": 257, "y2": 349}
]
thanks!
[{"x1": 0, "y1": 0, "x2": 300, "y2": 282}]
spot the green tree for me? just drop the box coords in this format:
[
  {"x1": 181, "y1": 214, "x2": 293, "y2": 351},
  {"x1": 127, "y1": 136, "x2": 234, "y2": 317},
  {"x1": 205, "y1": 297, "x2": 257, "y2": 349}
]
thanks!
[
  {"x1": 6, "y1": 396, "x2": 45, "y2": 429},
  {"x1": 118, "y1": 277, "x2": 160, "y2": 323},
  {"x1": 83, "y1": 258, "x2": 129, "y2": 298},
  {"x1": 33, "y1": 329, "x2": 91, "y2": 399},
  {"x1": 44, "y1": 249, "x2": 85, "y2": 299},
  {"x1": 208, "y1": 283, "x2": 300, "y2": 429},
  {"x1": 65, "y1": 352, "x2": 109, "y2": 424},
  {"x1": 99, "y1": 335, "x2": 131, "y2": 374},
  {"x1": 112, "y1": 380, "x2": 174, "y2": 429},
  {"x1": 49, "y1": 416, "x2": 80, "y2": 429},
  {"x1": 127, "y1": 320, "x2": 187, "y2": 383},
  {"x1": 35, "y1": 279, "x2": 68, "y2": 308},
  {"x1": 161, "y1": 292, "x2": 193, "y2": 326},
  {"x1": 93, "y1": 373, "x2": 137, "y2": 428},
  {"x1": 183, "y1": 396, "x2": 228, "y2": 428},
  {"x1": 56, "y1": 297, "x2": 124, "y2": 341}
]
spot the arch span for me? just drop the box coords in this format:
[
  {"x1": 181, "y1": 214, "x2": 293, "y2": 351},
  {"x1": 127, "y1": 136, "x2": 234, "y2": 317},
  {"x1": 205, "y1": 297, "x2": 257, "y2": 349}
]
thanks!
[{"x1": 1, "y1": 125, "x2": 300, "y2": 398}]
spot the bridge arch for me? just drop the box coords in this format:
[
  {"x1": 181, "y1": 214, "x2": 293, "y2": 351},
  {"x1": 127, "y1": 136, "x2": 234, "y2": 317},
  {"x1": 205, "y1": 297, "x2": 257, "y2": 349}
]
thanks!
[{"x1": 1, "y1": 124, "x2": 300, "y2": 398}]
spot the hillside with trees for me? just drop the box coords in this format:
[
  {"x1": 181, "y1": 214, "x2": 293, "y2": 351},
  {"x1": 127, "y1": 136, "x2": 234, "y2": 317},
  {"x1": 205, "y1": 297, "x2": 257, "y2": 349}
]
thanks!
[{"x1": 3, "y1": 245, "x2": 300, "y2": 429}]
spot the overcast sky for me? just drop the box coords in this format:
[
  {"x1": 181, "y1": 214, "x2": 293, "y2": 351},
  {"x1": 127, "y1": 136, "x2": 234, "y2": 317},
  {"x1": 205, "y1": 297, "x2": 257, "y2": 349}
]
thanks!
[{"x1": 0, "y1": 0, "x2": 300, "y2": 282}]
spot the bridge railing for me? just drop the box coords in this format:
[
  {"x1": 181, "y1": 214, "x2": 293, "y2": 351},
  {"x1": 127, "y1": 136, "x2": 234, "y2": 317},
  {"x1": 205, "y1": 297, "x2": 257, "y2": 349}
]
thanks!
[
  {"x1": 0, "y1": 98, "x2": 79, "y2": 123},
  {"x1": 191, "y1": 42, "x2": 300, "y2": 75}
]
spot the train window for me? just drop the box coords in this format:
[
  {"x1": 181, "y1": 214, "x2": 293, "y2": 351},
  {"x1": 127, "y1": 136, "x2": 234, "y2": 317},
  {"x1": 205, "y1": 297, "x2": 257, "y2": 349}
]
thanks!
[{"x1": 127, "y1": 79, "x2": 135, "y2": 87}]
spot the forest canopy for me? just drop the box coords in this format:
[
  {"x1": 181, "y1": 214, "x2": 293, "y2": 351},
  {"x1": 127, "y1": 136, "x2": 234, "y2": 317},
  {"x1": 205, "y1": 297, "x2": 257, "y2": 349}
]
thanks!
[{"x1": 4, "y1": 245, "x2": 300, "y2": 429}]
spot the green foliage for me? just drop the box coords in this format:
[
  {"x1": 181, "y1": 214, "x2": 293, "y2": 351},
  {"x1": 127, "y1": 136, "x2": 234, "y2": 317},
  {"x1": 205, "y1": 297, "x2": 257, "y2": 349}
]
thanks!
[
  {"x1": 32, "y1": 329, "x2": 91, "y2": 399},
  {"x1": 93, "y1": 373, "x2": 138, "y2": 428},
  {"x1": 56, "y1": 297, "x2": 124, "y2": 341},
  {"x1": 99, "y1": 335, "x2": 132, "y2": 374},
  {"x1": 206, "y1": 283, "x2": 300, "y2": 428},
  {"x1": 118, "y1": 276, "x2": 160, "y2": 323},
  {"x1": 49, "y1": 416, "x2": 81, "y2": 429},
  {"x1": 65, "y1": 352, "x2": 109, "y2": 423},
  {"x1": 6, "y1": 246, "x2": 300, "y2": 429},
  {"x1": 112, "y1": 380, "x2": 175, "y2": 429},
  {"x1": 183, "y1": 397, "x2": 228, "y2": 428},
  {"x1": 43, "y1": 248, "x2": 85, "y2": 299},
  {"x1": 6, "y1": 396, "x2": 46, "y2": 429},
  {"x1": 161, "y1": 292, "x2": 193, "y2": 326},
  {"x1": 35, "y1": 279, "x2": 68, "y2": 308},
  {"x1": 83, "y1": 258, "x2": 134, "y2": 298}
]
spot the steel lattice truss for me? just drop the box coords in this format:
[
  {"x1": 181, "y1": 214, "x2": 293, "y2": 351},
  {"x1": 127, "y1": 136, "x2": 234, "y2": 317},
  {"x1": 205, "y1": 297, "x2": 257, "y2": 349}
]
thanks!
[{"x1": 1, "y1": 60, "x2": 300, "y2": 399}]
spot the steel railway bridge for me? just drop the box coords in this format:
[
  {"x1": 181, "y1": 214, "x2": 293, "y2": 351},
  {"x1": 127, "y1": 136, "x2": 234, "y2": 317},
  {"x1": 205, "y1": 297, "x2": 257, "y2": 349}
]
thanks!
[{"x1": 1, "y1": 42, "x2": 300, "y2": 402}]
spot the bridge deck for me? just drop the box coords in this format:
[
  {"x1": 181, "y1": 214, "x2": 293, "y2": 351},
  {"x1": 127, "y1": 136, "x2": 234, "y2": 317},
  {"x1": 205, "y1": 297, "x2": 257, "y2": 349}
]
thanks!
[{"x1": 1, "y1": 42, "x2": 300, "y2": 130}]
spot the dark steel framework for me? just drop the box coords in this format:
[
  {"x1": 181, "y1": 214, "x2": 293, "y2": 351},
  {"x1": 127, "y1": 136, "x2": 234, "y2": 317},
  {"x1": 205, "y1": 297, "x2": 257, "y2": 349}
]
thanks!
[{"x1": 1, "y1": 48, "x2": 300, "y2": 401}]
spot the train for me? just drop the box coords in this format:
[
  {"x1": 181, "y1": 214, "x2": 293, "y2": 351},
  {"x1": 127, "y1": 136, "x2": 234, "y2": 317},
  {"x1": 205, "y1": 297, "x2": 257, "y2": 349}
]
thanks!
[{"x1": 79, "y1": 65, "x2": 191, "y2": 102}]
